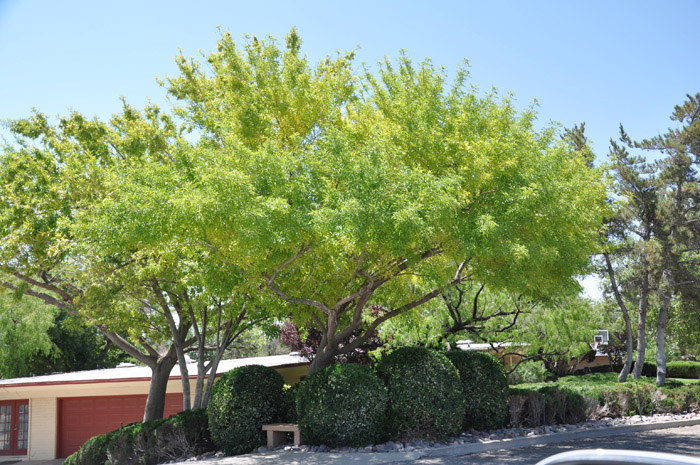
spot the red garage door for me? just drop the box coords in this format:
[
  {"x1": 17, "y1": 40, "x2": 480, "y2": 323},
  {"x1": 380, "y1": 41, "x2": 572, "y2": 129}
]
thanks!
[{"x1": 57, "y1": 394, "x2": 183, "y2": 458}]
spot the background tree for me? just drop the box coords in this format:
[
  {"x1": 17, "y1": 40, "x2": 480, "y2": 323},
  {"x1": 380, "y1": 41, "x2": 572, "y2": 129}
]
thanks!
[
  {"x1": 0, "y1": 293, "x2": 54, "y2": 378},
  {"x1": 381, "y1": 283, "x2": 601, "y2": 375},
  {"x1": 635, "y1": 93, "x2": 700, "y2": 386},
  {"x1": 604, "y1": 130, "x2": 660, "y2": 380},
  {"x1": 603, "y1": 93, "x2": 700, "y2": 386},
  {"x1": 26, "y1": 310, "x2": 129, "y2": 376}
]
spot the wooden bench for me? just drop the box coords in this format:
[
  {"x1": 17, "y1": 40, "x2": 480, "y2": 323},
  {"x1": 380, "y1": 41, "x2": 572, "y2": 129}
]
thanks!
[{"x1": 262, "y1": 423, "x2": 303, "y2": 448}]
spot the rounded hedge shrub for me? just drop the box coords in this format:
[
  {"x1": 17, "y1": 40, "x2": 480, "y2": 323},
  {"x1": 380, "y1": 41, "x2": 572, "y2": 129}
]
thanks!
[
  {"x1": 207, "y1": 364, "x2": 285, "y2": 455},
  {"x1": 375, "y1": 346, "x2": 466, "y2": 440},
  {"x1": 444, "y1": 350, "x2": 508, "y2": 430},
  {"x1": 296, "y1": 363, "x2": 388, "y2": 447}
]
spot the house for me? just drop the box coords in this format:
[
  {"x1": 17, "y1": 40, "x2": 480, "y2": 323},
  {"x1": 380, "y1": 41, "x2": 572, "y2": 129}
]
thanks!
[
  {"x1": 455, "y1": 339, "x2": 526, "y2": 368},
  {"x1": 455, "y1": 339, "x2": 611, "y2": 372},
  {"x1": 0, "y1": 353, "x2": 309, "y2": 461}
]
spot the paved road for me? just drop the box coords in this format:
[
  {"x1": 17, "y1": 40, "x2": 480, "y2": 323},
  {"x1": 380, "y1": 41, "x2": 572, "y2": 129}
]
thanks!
[{"x1": 383, "y1": 424, "x2": 700, "y2": 465}]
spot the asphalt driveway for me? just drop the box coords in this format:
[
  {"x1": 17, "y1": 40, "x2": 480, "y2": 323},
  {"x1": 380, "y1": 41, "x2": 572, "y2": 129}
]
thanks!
[{"x1": 387, "y1": 423, "x2": 700, "y2": 465}]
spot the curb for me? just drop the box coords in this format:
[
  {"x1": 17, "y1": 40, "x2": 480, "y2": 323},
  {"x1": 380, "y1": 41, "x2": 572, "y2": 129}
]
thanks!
[{"x1": 417, "y1": 418, "x2": 700, "y2": 459}]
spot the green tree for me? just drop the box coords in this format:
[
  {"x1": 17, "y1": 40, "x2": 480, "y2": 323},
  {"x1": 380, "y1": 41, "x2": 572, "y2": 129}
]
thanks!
[
  {"x1": 0, "y1": 107, "x2": 247, "y2": 419},
  {"x1": 0, "y1": 109, "x2": 187, "y2": 419},
  {"x1": 561, "y1": 122, "x2": 596, "y2": 168},
  {"x1": 635, "y1": 93, "x2": 700, "y2": 386},
  {"x1": 604, "y1": 129, "x2": 660, "y2": 381},
  {"x1": 604, "y1": 93, "x2": 700, "y2": 386},
  {"x1": 382, "y1": 282, "x2": 601, "y2": 375},
  {"x1": 160, "y1": 30, "x2": 609, "y2": 373},
  {"x1": 69, "y1": 120, "x2": 275, "y2": 409},
  {"x1": 0, "y1": 293, "x2": 54, "y2": 378}
]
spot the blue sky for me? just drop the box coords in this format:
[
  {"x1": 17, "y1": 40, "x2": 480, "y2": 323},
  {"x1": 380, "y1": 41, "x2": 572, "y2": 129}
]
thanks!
[
  {"x1": 1, "y1": 0, "x2": 699, "y2": 297},
  {"x1": 2, "y1": 0, "x2": 698, "y2": 158}
]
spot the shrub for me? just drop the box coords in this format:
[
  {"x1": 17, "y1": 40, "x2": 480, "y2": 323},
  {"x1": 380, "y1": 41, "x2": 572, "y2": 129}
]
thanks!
[
  {"x1": 508, "y1": 360, "x2": 549, "y2": 384},
  {"x1": 106, "y1": 419, "x2": 165, "y2": 465},
  {"x1": 206, "y1": 364, "x2": 285, "y2": 455},
  {"x1": 445, "y1": 350, "x2": 508, "y2": 430},
  {"x1": 631, "y1": 361, "x2": 657, "y2": 377},
  {"x1": 63, "y1": 429, "x2": 120, "y2": 465},
  {"x1": 667, "y1": 361, "x2": 700, "y2": 379},
  {"x1": 296, "y1": 363, "x2": 388, "y2": 447},
  {"x1": 151, "y1": 409, "x2": 214, "y2": 462},
  {"x1": 538, "y1": 386, "x2": 588, "y2": 424},
  {"x1": 375, "y1": 346, "x2": 465, "y2": 440},
  {"x1": 66, "y1": 409, "x2": 214, "y2": 465},
  {"x1": 280, "y1": 383, "x2": 299, "y2": 423},
  {"x1": 507, "y1": 386, "x2": 589, "y2": 427}
]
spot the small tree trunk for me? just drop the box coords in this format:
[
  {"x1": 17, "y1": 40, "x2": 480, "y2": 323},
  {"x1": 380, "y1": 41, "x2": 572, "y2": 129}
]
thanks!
[
  {"x1": 174, "y1": 345, "x2": 192, "y2": 411},
  {"x1": 656, "y1": 307, "x2": 669, "y2": 387},
  {"x1": 656, "y1": 272, "x2": 672, "y2": 387},
  {"x1": 605, "y1": 252, "x2": 635, "y2": 383},
  {"x1": 143, "y1": 354, "x2": 178, "y2": 422},
  {"x1": 619, "y1": 321, "x2": 635, "y2": 383},
  {"x1": 192, "y1": 356, "x2": 207, "y2": 410},
  {"x1": 202, "y1": 353, "x2": 225, "y2": 407},
  {"x1": 633, "y1": 271, "x2": 650, "y2": 379}
]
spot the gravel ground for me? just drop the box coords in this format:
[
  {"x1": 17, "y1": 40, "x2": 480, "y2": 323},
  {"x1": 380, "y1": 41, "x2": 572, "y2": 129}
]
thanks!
[{"x1": 164, "y1": 412, "x2": 700, "y2": 463}]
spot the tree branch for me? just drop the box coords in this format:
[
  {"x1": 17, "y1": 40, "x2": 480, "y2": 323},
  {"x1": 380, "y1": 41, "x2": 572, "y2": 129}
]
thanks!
[{"x1": 1, "y1": 280, "x2": 71, "y2": 310}]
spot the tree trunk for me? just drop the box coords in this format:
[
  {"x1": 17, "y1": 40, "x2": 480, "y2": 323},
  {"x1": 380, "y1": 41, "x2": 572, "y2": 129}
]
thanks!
[
  {"x1": 174, "y1": 346, "x2": 192, "y2": 411},
  {"x1": 202, "y1": 354, "x2": 224, "y2": 407},
  {"x1": 656, "y1": 303, "x2": 669, "y2": 387},
  {"x1": 619, "y1": 317, "x2": 635, "y2": 383},
  {"x1": 192, "y1": 356, "x2": 206, "y2": 410},
  {"x1": 307, "y1": 344, "x2": 337, "y2": 374},
  {"x1": 100, "y1": 330, "x2": 179, "y2": 422},
  {"x1": 604, "y1": 253, "x2": 635, "y2": 383},
  {"x1": 656, "y1": 272, "x2": 673, "y2": 387},
  {"x1": 633, "y1": 270, "x2": 650, "y2": 379},
  {"x1": 143, "y1": 354, "x2": 178, "y2": 422}
]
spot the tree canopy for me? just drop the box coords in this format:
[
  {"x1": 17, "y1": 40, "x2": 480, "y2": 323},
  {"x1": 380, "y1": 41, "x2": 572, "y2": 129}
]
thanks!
[
  {"x1": 149, "y1": 29, "x2": 608, "y2": 372},
  {"x1": 1, "y1": 28, "x2": 611, "y2": 413}
]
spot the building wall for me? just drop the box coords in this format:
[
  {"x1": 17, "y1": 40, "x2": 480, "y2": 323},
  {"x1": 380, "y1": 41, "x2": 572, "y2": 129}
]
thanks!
[
  {"x1": 28, "y1": 398, "x2": 57, "y2": 461},
  {"x1": 0, "y1": 363, "x2": 310, "y2": 461},
  {"x1": 277, "y1": 365, "x2": 309, "y2": 385}
]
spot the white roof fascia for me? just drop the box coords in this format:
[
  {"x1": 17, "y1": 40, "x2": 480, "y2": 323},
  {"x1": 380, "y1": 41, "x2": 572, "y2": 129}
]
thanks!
[{"x1": 0, "y1": 353, "x2": 308, "y2": 387}]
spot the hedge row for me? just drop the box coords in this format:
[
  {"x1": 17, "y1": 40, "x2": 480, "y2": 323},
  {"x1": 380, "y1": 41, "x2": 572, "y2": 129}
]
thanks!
[
  {"x1": 667, "y1": 361, "x2": 700, "y2": 379},
  {"x1": 63, "y1": 408, "x2": 213, "y2": 465},
  {"x1": 68, "y1": 348, "x2": 510, "y2": 461},
  {"x1": 509, "y1": 374, "x2": 700, "y2": 427},
  {"x1": 205, "y1": 348, "x2": 508, "y2": 452}
]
